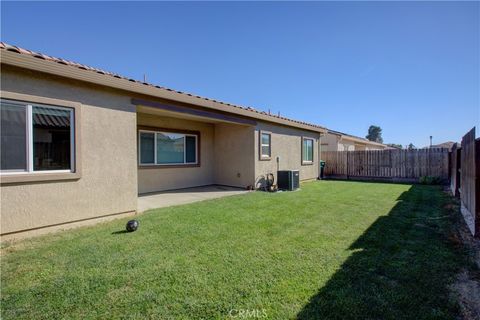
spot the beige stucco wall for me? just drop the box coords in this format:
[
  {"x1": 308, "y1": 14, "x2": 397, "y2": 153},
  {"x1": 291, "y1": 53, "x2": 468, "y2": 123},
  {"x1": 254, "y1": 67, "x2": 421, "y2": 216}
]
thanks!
[
  {"x1": 254, "y1": 122, "x2": 320, "y2": 187},
  {"x1": 137, "y1": 113, "x2": 215, "y2": 194},
  {"x1": 365, "y1": 145, "x2": 386, "y2": 150},
  {"x1": 0, "y1": 65, "x2": 326, "y2": 238},
  {"x1": 214, "y1": 123, "x2": 255, "y2": 188},
  {"x1": 1, "y1": 66, "x2": 138, "y2": 236},
  {"x1": 321, "y1": 133, "x2": 356, "y2": 151},
  {"x1": 321, "y1": 132, "x2": 386, "y2": 152},
  {"x1": 338, "y1": 141, "x2": 355, "y2": 151},
  {"x1": 354, "y1": 144, "x2": 367, "y2": 151},
  {"x1": 321, "y1": 132, "x2": 341, "y2": 151}
]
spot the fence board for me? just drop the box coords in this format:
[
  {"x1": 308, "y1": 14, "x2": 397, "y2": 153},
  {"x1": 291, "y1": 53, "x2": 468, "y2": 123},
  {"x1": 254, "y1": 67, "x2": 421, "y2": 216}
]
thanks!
[
  {"x1": 450, "y1": 143, "x2": 461, "y2": 196},
  {"x1": 322, "y1": 148, "x2": 449, "y2": 182},
  {"x1": 459, "y1": 127, "x2": 479, "y2": 237}
]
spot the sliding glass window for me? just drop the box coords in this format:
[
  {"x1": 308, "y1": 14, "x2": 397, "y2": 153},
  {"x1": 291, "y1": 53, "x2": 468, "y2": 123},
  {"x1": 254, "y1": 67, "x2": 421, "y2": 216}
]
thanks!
[
  {"x1": 139, "y1": 130, "x2": 198, "y2": 166},
  {"x1": 0, "y1": 99, "x2": 74, "y2": 174}
]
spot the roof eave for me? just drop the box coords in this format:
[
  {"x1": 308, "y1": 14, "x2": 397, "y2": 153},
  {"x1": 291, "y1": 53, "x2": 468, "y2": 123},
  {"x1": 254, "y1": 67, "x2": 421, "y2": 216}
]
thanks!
[
  {"x1": 339, "y1": 135, "x2": 386, "y2": 147},
  {"x1": 1, "y1": 50, "x2": 326, "y2": 134},
  {"x1": 327, "y1": 130, "x2": 386, "y2": 147}
]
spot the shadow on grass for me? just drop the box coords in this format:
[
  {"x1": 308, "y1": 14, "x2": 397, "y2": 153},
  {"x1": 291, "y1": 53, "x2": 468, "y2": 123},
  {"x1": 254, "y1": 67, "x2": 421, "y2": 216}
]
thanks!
[
  {"x1": 111, "y1": 230, "x2": 129, "y2": 235},
  {"x1": 297, "y1": 185, "x2": 463, "y2": 320}
]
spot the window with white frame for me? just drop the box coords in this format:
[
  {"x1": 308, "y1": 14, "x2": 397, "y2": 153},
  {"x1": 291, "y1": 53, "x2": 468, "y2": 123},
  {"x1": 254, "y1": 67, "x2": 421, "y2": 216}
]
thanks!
[
  {"x1": 302, "y1": 137, "x2": 314, "y2": 164},
  {"x1": 0, "y1": 99, "x2": 75, "y2": 173},
  {"x1": 260, "y1": 131, "x2": 271, "y2": 159},
  {"x1": 139, "y1": 130, "x2": 198, "y2": 165}
]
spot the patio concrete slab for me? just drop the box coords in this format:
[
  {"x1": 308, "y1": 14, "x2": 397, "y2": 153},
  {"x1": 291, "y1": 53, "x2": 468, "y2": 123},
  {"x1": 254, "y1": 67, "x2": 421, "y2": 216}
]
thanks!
[{"x1": 137, "y1": 185, "x2": 249, "y2": 212}]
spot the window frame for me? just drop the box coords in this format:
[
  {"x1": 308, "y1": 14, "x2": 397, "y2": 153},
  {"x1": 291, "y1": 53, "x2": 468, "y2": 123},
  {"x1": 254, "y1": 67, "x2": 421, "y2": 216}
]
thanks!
[
  {"x1": 301, "y1": 137, "x2": 315, "y2": 165},
  {"x1": 259, "y1": 130, "x2": 272, "y2": 160},
  {"x1": 0, "y1": 91, "x2": 81, "y2": 184},
  {"x1": 138, "y1": 127, "x2": 200, "y2": 168}
]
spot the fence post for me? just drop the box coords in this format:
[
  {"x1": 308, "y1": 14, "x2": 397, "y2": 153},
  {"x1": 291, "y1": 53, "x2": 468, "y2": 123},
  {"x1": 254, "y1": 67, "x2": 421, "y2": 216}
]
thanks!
[
  {"x1": 346, "y1": 151, "x2": 349, "y2": 180},
  {"x1": 475, "y1": 139, "x2": 480, "y2": 238}
]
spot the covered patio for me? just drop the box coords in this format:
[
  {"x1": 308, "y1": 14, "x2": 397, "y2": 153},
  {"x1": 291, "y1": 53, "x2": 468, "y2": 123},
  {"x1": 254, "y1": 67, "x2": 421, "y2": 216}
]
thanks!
[
  {"x1": 137, "y1": 185, "x2": 249, "y2": 212},
  {"x1": 134, "y1": 98, "x2": 256, "y2": 195}
]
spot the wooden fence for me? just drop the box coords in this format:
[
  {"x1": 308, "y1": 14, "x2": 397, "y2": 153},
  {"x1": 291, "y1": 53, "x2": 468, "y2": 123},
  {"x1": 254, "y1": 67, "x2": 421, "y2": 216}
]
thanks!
[
  {"x1": 450, "y1": 143, "x2": 461, "y2": 197},
  {"x1": 456, "y1": 127, "x2": 480, "y2": 237},
  {"x1": 322, "y1": 148, "x2": 450, "y2": 182}
]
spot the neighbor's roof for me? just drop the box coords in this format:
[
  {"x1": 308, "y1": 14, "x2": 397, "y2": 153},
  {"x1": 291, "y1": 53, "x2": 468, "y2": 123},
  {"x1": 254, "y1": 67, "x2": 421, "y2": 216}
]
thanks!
[
  {"x1": 429, "y1": 141, "x2": 457, "y2": 150},
  {"x1": 0, "y1": 42, "x2": 326, "y2": 133},
  {"x1": 327, "y1": 129, "x2": 387, "y2": 147}
]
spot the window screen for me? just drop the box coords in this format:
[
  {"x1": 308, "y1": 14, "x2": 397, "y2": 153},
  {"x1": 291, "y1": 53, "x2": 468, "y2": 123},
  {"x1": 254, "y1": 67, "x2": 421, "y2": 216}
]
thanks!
[
  {"x1": 185, "y1": 135, "x2": 197, "y2": 163},
  {"x1": 0, "y1": 101, "x2": 27, "y2": 171},
  {"x1": 140, "y1": 132, "x2": 155, "y2": 164}
]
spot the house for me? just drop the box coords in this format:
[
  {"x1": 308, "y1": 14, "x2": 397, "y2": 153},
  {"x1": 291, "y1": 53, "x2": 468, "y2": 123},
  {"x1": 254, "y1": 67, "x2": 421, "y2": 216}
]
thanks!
[
  {"x1": 0, "y1": 43, "x2": 327, "y2": 239},
  {"x1": 429, "y1": 141, "x2": 457, "y2": 151},
  {"x1": 321, "y1": 129, "x2": 388, "y2": 152}
]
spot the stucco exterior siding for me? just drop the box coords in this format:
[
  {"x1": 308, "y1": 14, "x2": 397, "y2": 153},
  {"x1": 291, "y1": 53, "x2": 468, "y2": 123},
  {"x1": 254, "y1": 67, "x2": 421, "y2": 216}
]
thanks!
[
  {"x1": 137, "y1": 113, "x2": 216, "y2": 194},
  {"x1": 321, "y1": 133, "x2": 356, "y2": 152},
  {"x1": 339, "y1": 142, "x2": 355, "y2": 151},
  {"x1": 320, "y1": 132, "x2": 341, "y2": 152},
  {"x1": 365, "y1": 145, "x2": 385, "y2": 150},
  {"x1": 321, "y1": 132, "x2": 386, "y2": 152},
  {"x1": 1, "y1": 66, "x2": 138, "y2": 237},
  {"x1": 0, "y1": 64, "x2": 326, "y2": 239},
  {"x1": 254, "y1": 122, "x2": 320, "y2": 186},
  {"x1": 355, "y1": 144, "x2": 367, "y2": 151},
  {"x1": 214, "y1": 123, "x2": 255, "y2": 188}
]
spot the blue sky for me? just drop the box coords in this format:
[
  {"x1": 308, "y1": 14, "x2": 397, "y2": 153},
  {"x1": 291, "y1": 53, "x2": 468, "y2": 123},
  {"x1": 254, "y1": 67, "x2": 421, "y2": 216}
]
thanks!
[{"x1": 2, "y1": 1, "x2": 478, "y2": 147}]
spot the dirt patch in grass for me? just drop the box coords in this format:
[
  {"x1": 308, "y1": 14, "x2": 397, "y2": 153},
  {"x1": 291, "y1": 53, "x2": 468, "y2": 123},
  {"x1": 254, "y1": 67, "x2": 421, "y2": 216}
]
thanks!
[{"x1": 452, "y1": 271, "x2": 480, "y2": 320}]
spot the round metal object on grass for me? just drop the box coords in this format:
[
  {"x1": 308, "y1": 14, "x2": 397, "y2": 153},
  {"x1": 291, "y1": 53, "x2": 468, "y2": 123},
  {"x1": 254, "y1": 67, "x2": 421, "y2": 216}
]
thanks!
[{"x1": 126, "y1": 220, "x2": 139, "y2": 232}]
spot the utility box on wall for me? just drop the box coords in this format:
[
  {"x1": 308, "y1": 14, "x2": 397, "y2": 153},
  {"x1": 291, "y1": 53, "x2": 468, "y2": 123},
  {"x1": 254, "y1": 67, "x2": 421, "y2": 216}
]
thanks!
[{"x1": 277, "y1": 170, "x2": 300, "y2": 191}]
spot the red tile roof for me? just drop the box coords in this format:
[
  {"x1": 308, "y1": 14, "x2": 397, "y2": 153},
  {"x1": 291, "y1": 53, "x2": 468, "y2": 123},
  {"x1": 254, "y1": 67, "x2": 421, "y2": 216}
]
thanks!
[{"x1": 0, "y1": 42, "x2": 326, "y2": 131}]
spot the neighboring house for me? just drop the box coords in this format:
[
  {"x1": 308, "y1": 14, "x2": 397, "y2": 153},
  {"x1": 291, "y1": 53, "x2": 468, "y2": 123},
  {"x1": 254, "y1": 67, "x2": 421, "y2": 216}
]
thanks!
[
  {"x1": 0, "y1": 43, "x2": 327, "y2": 239},
  {"x1": 429, "y1": 141, "x2": 457, "y2": 151},
  {"x1": 321, "y1": 129, "x2": 388, "y2": 153}
]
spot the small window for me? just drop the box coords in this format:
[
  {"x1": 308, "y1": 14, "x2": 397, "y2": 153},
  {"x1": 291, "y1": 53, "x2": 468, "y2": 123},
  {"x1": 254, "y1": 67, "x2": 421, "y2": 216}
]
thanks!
[
  {"x1": 0, "y1": 99, "x2": 75, "y2": 174},
  {"x1": 260, "y1": 131, "x2": 271, "y2": 159},
  {"x1": 139, "y1": 130, "x2": 198, "y2": 166},
  {"x1": 302, "y1": 137, "x2": 314, "y2": 164}
]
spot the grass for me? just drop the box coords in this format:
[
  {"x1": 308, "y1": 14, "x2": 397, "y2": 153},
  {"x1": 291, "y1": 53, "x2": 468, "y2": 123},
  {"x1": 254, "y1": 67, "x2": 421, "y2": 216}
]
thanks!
[{"x1": 0, "y1": 181, "x2": 466, "y2": 319}]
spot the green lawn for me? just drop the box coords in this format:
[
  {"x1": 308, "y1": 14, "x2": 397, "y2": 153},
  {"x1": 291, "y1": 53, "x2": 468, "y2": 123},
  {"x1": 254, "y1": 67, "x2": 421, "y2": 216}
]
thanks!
[{"x1": 1, "y1": 181, "x2": 465, "y2": 319}]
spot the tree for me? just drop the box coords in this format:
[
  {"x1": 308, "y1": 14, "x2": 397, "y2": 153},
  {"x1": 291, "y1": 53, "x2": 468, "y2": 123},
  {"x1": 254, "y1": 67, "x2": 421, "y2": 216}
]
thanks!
[
  {"x1": 387, "y1": 143, "x2": 403, "y2": 149},
  {"x1": 366, "y1": 125, "x2": 383, "y2": 143},
  {"x1": 407, "y1": 143, "x2": 416, "y2": 150}
]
